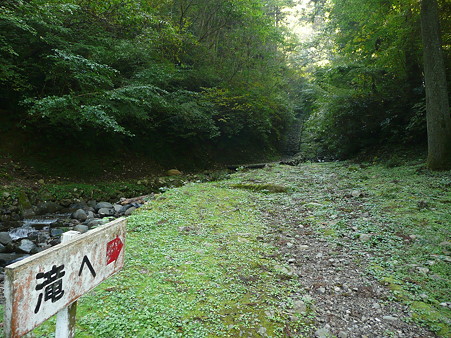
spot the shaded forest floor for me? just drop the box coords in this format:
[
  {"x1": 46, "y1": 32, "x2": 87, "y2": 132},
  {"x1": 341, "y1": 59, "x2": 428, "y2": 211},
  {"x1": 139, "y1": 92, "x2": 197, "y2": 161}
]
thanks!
[{"x1": 6, "y1": 159, "x2": 451, "y2": 337}]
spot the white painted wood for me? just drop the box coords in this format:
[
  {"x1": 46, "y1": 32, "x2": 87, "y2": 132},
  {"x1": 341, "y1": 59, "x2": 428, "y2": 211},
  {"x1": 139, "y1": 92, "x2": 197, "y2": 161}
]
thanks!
[
  {"x1": 4, "y1": 218, "x2": 126, "y2": 338},
  {"x1": 55, "y1": 231, "x2": 81, "y2": 338}
]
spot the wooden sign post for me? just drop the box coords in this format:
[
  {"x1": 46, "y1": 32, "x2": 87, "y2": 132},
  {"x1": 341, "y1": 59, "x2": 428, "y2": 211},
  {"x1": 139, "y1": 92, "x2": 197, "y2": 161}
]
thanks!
[{"x1": 4, "y1": 217, "x2": 126, "y2": 337}]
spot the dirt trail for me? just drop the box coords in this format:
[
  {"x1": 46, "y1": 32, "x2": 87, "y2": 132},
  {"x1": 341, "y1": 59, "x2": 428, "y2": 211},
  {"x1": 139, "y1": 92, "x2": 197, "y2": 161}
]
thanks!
[{"x1": 237, "y1": 163, "x2": 438, "y2": 337}]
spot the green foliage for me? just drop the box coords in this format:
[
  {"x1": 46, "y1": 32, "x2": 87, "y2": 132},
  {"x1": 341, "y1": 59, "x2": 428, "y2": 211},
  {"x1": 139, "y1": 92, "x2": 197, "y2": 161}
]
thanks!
[
  {"x1": 0, "y1": 0, "x2": 296, "y2": 161},
  {"x1": 298, "y1": 0, "x2": 437, "y2": 158}
]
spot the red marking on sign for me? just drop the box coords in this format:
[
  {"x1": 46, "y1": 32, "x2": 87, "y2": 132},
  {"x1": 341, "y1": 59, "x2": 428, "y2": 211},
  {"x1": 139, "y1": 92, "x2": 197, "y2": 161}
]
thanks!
[{"x1": 106, "y1": 237, "x2": 123, "y2": 265}]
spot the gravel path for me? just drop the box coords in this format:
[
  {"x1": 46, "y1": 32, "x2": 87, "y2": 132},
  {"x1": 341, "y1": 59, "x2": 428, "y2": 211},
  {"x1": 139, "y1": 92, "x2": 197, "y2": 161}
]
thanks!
[{"x1": 242, "y1": 164, "x2": 437, "y2": 337}]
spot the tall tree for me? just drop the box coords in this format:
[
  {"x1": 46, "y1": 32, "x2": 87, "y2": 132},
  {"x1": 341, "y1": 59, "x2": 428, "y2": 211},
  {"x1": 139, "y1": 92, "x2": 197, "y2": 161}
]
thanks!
[{"x1": 420, "y1": 0, "x2": 451, "y2": 170}]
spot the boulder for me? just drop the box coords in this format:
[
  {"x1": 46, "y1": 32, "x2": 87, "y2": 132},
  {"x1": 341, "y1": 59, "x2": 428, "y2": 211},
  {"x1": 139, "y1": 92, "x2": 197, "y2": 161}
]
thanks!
[
  {"x1": 22, "y1": 208, "x2": 36, "y2": 218},
  {"x1": 96, "y1": 202, "x2": 113, "y2": 211},
  {"x1": 17, "y1": 239, "x2": 38, "y2": 254},
  {"x1": 72, "y1": 209, "x2": 88, "y2": 222},
  {"x1": 98, "y1": 208, "x2": 114, "y2": 217},
  {"x1": 50, "y1": 228, "x2": 64, "y2": 237},
  {"x1": 74, "y1": 224, "x2": 89, "y2": 234},
  {"x1": 36, "y1": 201, "x2": 62, "y2": 215},
  {"x1": 70, "y1": 201, "x2": 88, "y2": 211},
  {"x1": 125, "y1": 207, "x2": 137, "y2": 216},
  {"x1": 87, "y1": 200, "x2": 97, "y2": 208},
  {"x1": 0, "y1": 232, "x2": 12, "y2": 245},
  {"x1": 0, "y1": 253, "x2": 30, "y2": 267},
  {"x1": 119, "y1": 204, "x2": 133, "y2": 214},
  {"x1": 87, "y1": 219, "x2": 108, "y2": 227}
]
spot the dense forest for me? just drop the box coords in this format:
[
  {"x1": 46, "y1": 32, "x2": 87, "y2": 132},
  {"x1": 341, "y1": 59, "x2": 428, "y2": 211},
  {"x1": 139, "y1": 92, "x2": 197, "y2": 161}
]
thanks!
[{"x1": 0, "y1": 0, "x2": 450, "y2": 171}]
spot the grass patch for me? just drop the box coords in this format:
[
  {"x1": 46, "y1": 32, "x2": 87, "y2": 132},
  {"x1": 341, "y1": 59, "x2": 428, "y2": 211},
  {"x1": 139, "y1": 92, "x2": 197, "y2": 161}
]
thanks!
[{"x1": 28, "y1": 183, "x2": 305, "y2": 337}]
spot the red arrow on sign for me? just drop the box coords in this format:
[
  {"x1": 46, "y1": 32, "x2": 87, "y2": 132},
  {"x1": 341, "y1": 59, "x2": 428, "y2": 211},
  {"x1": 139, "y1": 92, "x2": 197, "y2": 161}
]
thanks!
[{"x1": 106, "y1": 236, "x2": 124, "y2": 265}]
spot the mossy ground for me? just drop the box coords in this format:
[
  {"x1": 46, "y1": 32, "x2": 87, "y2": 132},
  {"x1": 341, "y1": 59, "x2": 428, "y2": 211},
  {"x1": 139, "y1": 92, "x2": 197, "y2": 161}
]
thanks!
[
  {"x1": 27, "y1": 184, "x2": 307, "y2": 337},
  {"x1": 1, "y1": 159, "x2": 449, "y2": 337}
]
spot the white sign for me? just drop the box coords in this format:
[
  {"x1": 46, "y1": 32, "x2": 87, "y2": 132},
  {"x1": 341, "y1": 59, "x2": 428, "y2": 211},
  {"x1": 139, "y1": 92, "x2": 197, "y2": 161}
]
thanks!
[{"x1": 4, "y1": 217, "x2": 126, "y2": 338}]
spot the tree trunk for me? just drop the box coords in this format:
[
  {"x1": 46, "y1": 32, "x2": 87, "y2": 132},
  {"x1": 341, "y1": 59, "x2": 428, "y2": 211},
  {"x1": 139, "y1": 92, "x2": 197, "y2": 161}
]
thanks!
[{"x1": 420, "y1": 0, "x2": 451, "y2": 170}]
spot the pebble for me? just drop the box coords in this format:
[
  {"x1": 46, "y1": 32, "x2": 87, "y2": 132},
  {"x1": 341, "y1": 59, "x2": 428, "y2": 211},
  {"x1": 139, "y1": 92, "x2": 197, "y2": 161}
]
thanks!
[
  {"x1": 287, "y1": 242, "x2": 294, "y2": 248},
  {"x1": 382, "y1": 315, "x2": 397, "y2": 322},
  {"x1": 298, "y1": 245, "x2": 309, "y2": 250},
  {"x1": 351, "y1": 190, "x2": 362, "y2": 197},
  {"x1": 293, "y1": 300, "x2": 307, "y2": 314},
  {"x1": 315, "y1": 326, "x2": 331, "y2": 338},
  {"x1": 417, "y1": 267, "x2": 430, "y2": 274},
  {"x1": 359, "y1": 234, "x2": 372, "y2": 242}
]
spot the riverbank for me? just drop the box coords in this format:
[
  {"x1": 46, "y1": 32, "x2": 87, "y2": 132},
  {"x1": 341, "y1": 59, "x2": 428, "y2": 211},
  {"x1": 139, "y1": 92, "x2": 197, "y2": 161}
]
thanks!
[{"x1": 9, "y1": 158, "x2": 449, "y2": 337}]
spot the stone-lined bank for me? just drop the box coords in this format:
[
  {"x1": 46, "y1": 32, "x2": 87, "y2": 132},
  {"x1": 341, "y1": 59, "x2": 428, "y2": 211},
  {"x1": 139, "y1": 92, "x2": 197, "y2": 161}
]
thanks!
[
  {"x1": 0, "y1": 174, "x2": 188, "y2": 226},
  {"x1": 0, "y1": 170, "x2": 231, "y2": 268}
]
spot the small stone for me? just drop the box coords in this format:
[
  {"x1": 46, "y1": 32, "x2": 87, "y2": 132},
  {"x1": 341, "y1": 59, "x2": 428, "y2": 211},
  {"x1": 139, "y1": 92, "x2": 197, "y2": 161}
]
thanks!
[
  {"x1": 305, "y1": 202, "x2": 323, "y2": 208},
  {"x1": 338, "y1": 331, "x2": 348, "y2": 338},
  {"x1": 315, "y1": 253, "x2": 323, "y2": 258},
  {"x1": 286, "y1": 242, "x2": 294, "y2": 248},
  {"x1": 125, "y1": 207, "x2": 137, "y2": 216},
  {"x1": 383, "y1": 315, "x2": 397, "y2": 322},
  {"x1": 302, "y1": 294, "x2": 313, "y2": 302},
  {"x1": 74, "y1": 224, "x2": 89, "y2": 234},
  {"x1": 298, "y1": 245, "x2": 309, "y2": 250},
  {"x1": 50, "y1": 229, "x2": 64, "y2": 237},
  {"x1": 2, "y1": 192, "x2": 10, "y2": 198},
  {"x1": 38, "y1": 179, "x2": 45, "y2": 184},
  {"x1": 87, "y1": 219, "x2": 107, "y2": 227},
  {"x1": 257, "y1": 326, "x2": 267, "y2": 336},
  {"x1": 315, "y1": 326, "x2": 331, "y2": 338},
  {"x1": 98, "y1": 208, "x2": 114, "y2": 217},
  {"x1": 288, "y1": 258, "x2": 296, "y2": 264},
  {"x1": 317, "y1": 287, "x2": 326, "y2": 294},
  {"x1": 417, "y1": 267, "x2": 430, "y2": 274},
  {"x1": 72, "y1": 209, "x2": 87, "y2": 221},
  {"x1": 22, "y1": 208, "x2": 36, "y2": 218},
  {"x1": 293, "y1": 300, "x2": 307, "y2": 314},
  {"x1": 351, "y1": 190, "x2": 361, "y2": 197},
  {"x1": 359, "y1": 234, "x2": 371, "y2": 242}
]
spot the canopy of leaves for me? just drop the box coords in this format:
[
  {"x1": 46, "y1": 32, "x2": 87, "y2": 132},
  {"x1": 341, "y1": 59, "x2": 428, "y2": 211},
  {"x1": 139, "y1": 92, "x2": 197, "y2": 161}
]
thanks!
[
  {"x1": 296, "y1": 0, "x2": 450, "y2": 159},
  {"x1": 0, "y1": 0, "x2": 295, "y2": 160}
]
